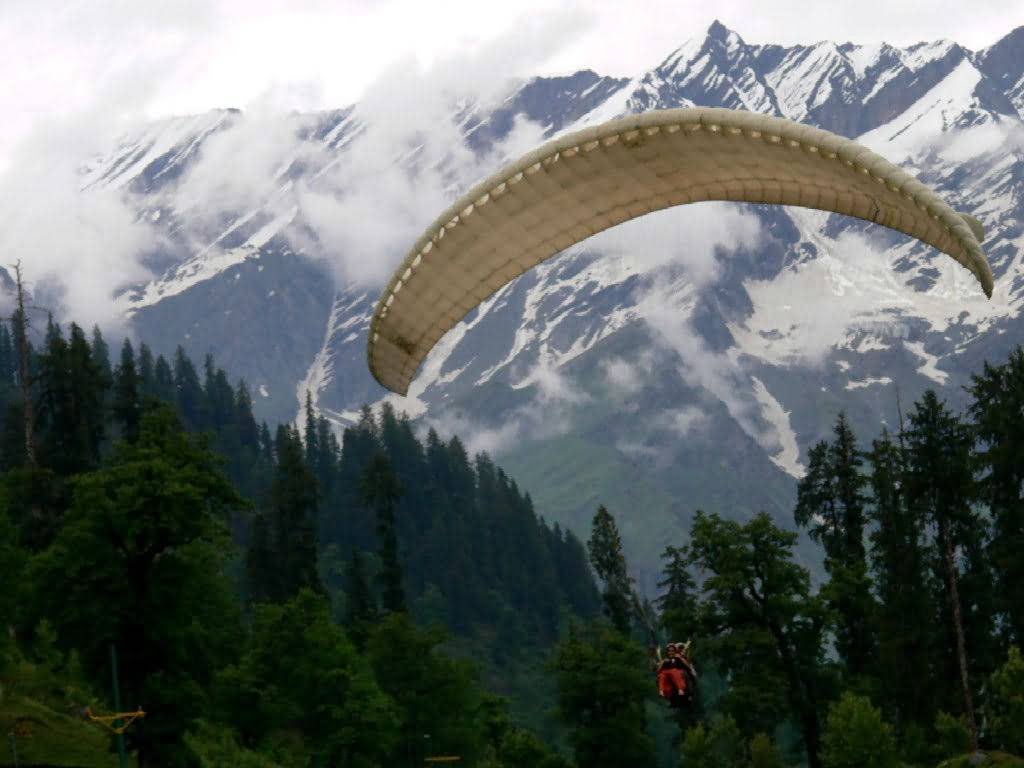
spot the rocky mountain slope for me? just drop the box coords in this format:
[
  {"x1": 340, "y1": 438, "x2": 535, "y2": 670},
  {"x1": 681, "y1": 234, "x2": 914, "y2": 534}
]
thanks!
[{"x1": 72, "y1": 21, "x2": 1024, "y2": 579}]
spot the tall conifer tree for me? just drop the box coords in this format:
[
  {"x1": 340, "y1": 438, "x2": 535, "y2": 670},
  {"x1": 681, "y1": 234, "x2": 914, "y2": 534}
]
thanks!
[
  {"x1": 269, "y1": 425, "x2": 322, "y2": 600},
  {"x1": 795, "y1": 413, "x2": 875, "y2": 679},
  {"x1": 360, "y1": 452, "x2": 405, "y2": 613},
  {"x1": 968, "y1": 347, "x2": 1024, "y2": 646},
  {"x1": 112, "y1": 339, "x2": 141, "y2": 443},
  {"x1": 867, "y1": 429, "x2": 937, "y2": 728},
  {"x1": 904, "y1": 391, "x2": 984, "y2": 749},
  {"x1": 587, "y1": 505, "x2": 633, "y2": 635}
]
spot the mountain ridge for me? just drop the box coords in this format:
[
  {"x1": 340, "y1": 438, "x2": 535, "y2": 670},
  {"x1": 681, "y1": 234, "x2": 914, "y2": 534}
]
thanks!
[{"x1": 44, "y1": 19, "x2": 1024, "y2": 579}]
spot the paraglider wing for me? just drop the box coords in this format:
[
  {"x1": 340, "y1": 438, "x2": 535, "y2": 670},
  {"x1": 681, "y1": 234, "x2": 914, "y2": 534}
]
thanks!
[{"x1": 368, "y1": 107, "x2": 993, "y2": 395}]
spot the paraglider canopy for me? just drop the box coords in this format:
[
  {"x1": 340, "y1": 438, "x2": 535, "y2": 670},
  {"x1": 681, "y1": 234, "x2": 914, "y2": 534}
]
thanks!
[{"x1": 368, "y1": 107, "x2": 994, "y2": 395}]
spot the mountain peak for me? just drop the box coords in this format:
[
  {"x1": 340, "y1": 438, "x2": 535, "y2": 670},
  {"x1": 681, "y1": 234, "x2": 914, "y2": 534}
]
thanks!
[{"x1": 706, "y1": 19, "x2": 731, "y2": 41}]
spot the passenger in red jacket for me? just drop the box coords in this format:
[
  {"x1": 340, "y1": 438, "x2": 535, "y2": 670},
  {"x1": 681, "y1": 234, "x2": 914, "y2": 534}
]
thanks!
[
  {"x1": 656, "y1": 643, "x2": 687, "y2": 706},
  {"x1": 656, "y1": 641, "x2": 697, "y2": 708}
]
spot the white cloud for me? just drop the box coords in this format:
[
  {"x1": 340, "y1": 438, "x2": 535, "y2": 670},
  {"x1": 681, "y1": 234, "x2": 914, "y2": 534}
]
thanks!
[
  {"x1": 426, "y1": 353, "x2": 589, "y2": 455},
  {"x1": 0, "y1": 135, "x2": 158, "y2": 332},
  {"x1": 665, "y1": 405, "x2": 708, "y2": 435},
  {"x1": 171, "y1": 107, "x2": 321, "y2": 235},
  {"x1": 2, "y1": 0, "x2": 1017, "y2": 336},
  {"x1": 602, "y1": 349, "x2": 657, "y2": 395}
]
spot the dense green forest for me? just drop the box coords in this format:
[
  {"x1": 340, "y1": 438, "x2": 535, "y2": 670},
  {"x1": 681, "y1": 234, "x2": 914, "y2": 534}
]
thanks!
[
  {"x1": 0, "y1": 310, "x2": 598, "y2": 767},
  {"x1": 1, "y1": 299, "x2": 1023, "y2": 768},
  {"x1": 552, "y1": 351, "x2": 1024, "y2": 768}
]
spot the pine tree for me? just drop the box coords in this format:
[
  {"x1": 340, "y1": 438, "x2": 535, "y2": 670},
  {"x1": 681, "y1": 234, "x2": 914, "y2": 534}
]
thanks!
[
  {"x1": 968, "y1": 348, "x2": 1024, "y2": 646},
  {"x1": 314, "y1": 415, "x2": 337, "y2": 500},
  {"x1": 344, "y1": 549, "x2": 377, "y2": 643},
  {"x1": 245, "y1": 512, "x2": 276, "y2": 605},
  {"x1": 36, "y1": 321, "x2": 107, "y2": 475},
  {"x1": 794, "y1": 413, "x2": 875, "y2": 680},
  {"x1": 202, "y1": 357, "x2": 235, "y2": 434},
  {"x1": 361, "y1": 452, "x2": 405, "y2": 613},
  {"x1": 152, "y1": 354, "x2": 175, "y2": 403},
  {"x1": 303, "y1": 390, "x2": 319, "y2": 466},
  {"x1": 112, "y1": 339, "x2": 141, "y2": 443},
  {"x1": 172, "y1": 346, "x2": 206, "y2": 429},
  {"x1": 137, "y1": 343, "x2": 155, "y2": 395},
  {"x1": 867, "y1": 429, "x2": 937, "y2": 728},
  {"x1": 587, "y1": 505, "x2": 633, "y2": 635},
  {"x1": 268, "y1": 424, "x2": 322, "y2": 600},
  {"x1": 904, "y1": 390, "x2": 984, "y2": 749},
  {"x1": 657, "y1": 544, "x2": 699, "y2": 644},
  {"x1": 90, "y1": 325, "x2": 112, "y2": 395}
]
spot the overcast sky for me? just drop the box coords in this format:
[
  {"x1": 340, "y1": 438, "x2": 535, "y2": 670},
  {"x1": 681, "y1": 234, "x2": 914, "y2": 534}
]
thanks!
[
  {"x1": 2, "y1": 0, "x2": 1021, "y2": 161},
  {"x1": 2, "y1": 0, "x2": 1021, "y2": 329}
]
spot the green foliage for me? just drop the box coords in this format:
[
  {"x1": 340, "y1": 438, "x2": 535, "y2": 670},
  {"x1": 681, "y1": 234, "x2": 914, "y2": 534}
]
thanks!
[
  {"x1": 258, "y1": 424, "x2": 322, "y2": 602},
  {"x1": 905, "y1": 391, "x2": 989, "y2": 738},
  {"x1": 25, "y1": 404, "x2": 245, "y2": 766},
  {"x1": 867, "y1": 429, "x2": 938, "y2": 727},
  {"x1": 552, "y1": 621, "x2": 656, "y2": 768},
  {"x1": 185, "y1": 721, "x2": 283, "y2": 768},
  {"x1": 365, "y1": 612, "x2": 489, "y2": 765},
  {"x1": 933, "y1": 712, "x2": 971, "y2": 760},
  {"x1": 819, "y1": 693, "x2": 899, "y2": 768},
  {"x1": 658, "y1": 544, "x2": 699, "y2": 644},
  {"x1": 360, "y1": 452, "x2": 405, "y2": 613},
  {"x1": 490, "y1": 727, "x2": 573, "y2": 768},
  {"x1": 215, "y1": 589, "x2": 397, "y2": 767},
  {"x1": 688, "y1": 511, "x2": 830, "y2": 768},
  {"x1": 679, "y1": 716, "x2": 746, "y2": 768},
  {"x1": 343, "y1": 549, "x2": 378, "y2": 644},
  {"x1": 2, "y1": 317, "x2": 599, "y2": 765},
  {"x1": 749, "y1": 733, "x2": 784, "y2": 768},
  {"x1": 794, "y1": 413, "x2": 875, "y2": 680},
  {"x1": 987, "y1": 647, "x2": 1024, "y2": 754},
  {"x1": 112, "y1": 338, "x2": 141, "y2": 444},
  {"x1": 968, "y1": 347, "x2": 1024, "y2": 647},
  {"x1": 0, "y1": 500, "x2": 22, "y2": 668},
  {"x1": 0, "y1": 693, "x2": 116, "y2": 768}
]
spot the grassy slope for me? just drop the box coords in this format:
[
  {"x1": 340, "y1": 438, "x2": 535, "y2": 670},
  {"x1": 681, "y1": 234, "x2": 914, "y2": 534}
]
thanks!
[{"x1": 0, "y1": 694, "x2": 127, "y2": 768}]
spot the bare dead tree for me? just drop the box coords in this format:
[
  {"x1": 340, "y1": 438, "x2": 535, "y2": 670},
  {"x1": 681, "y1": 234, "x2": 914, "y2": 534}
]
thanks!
[{"x1": 11, "y1": 261, "x2": 36, "y2": 467}]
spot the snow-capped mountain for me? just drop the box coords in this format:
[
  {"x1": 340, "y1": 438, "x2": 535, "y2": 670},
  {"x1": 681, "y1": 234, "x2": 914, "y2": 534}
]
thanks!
[{"x1": 76, "y1": 21, "x2": 1024, "y2": 579}]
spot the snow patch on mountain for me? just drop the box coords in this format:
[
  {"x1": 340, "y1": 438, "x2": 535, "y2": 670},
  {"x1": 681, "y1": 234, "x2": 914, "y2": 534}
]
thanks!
[
  {"x1": 844, "y1": 43, "x2": 885, "y2": 79},
  {"x1": 845, "y1": 376, "x2": 893, "y2": 390},
  {"x1": 124, "y1": 201, "x2": 297, "y2": 311},
  {"x1": 750, "y1": 375, "x2": 804, "y2": 477},
  {"x1": 859, "y1": 58, "x2": 984, "y2": 159},
  {"x1": 80, "y1": 111, "x2": 233, "y2": 191},
  {"x1": 904, "y1": 340, "x2": 949, "y2": 384}
]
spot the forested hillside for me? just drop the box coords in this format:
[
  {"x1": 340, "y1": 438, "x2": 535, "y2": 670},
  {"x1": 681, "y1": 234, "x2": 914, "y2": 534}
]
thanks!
[
  {"x1": 551, "y1": 349, "x2": 1024, "y2": 768},
  {"x1": 2, "y1": 300, "x2": 1024, "y2": 768},
  {"x1": 0, "y1": 309, "x2": 597, "y2": 766}
]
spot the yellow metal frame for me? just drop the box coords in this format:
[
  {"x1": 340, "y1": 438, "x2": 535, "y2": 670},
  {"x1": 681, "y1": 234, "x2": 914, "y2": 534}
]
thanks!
[{"x1": 84, "y1": 707, "x2": 146, "y2": 735}]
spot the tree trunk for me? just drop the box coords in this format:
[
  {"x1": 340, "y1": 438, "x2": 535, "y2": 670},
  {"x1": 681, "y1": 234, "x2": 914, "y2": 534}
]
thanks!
[
  {"x1": 939, "y1": 516, "x2": 979, "y2": 751},
  {"x1": 12, "y1": 262, "x2": 35, "y2": 467}
]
